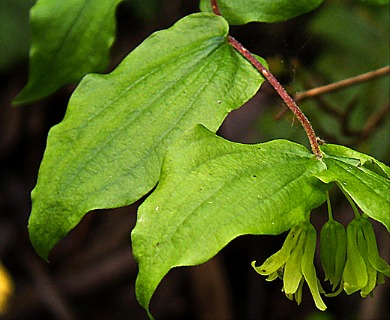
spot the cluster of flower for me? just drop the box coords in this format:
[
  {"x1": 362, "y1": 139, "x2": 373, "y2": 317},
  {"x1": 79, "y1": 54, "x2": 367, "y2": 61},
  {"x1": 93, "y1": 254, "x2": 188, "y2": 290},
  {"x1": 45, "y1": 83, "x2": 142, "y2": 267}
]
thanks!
[{"x1": 252, "y1": 215, "x2": 390, "y2": 310}]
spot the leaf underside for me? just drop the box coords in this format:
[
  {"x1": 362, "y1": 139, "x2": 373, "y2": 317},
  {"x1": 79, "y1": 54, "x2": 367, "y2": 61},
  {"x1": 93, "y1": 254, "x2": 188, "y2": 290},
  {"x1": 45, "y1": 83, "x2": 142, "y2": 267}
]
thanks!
[
  {"x1": 317, "y1": 144, "x2": 390, "y2": 231},
  {"x1": 200, "y1": 0, "x2": 324, "y2": 24},
  {"x1": 13, "y1": 0, "x2": 123, "y2": 104},
  {"x1": 28, "y1": 13, "x2": 266, "y2": 260},
  {"x1": 132, "y1": 125, "x2": 328, "y2": 312}
]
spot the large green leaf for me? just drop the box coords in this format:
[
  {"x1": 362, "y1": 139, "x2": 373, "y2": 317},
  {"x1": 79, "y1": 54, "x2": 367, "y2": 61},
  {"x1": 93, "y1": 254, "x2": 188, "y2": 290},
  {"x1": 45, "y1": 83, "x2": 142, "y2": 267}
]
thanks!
[
  {"x1": 317, "y1": 144, "x2": 390, "y2": 231},
  {"x1": 132, "y1": 125, "x2": 327, "y2": 314},
  {"x1": 199, "y1": 0, "x2": 324, "y2": 24},
  {"x1": 13, "y1": 0, "x2": 123, "y2": 104},
  {"x1": 29, "y1": 13, "x2": 266, "y2": 260}
]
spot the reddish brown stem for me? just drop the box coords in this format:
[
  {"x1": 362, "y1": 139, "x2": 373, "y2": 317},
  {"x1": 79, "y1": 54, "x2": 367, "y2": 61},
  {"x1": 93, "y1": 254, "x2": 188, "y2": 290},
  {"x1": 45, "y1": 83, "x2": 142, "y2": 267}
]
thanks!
[
  {"x1": 276, "y1": 65, "x2": 390, "y2": 120},
  {"x1": 228, "y1": 36, "x2": 323, "y2": 159},
  {"x1": 296, "y1": 66, "x2": 390, "y2": 102},
  {"x1": 210, "y1": 0, "x2": 221, "y2": 15}
]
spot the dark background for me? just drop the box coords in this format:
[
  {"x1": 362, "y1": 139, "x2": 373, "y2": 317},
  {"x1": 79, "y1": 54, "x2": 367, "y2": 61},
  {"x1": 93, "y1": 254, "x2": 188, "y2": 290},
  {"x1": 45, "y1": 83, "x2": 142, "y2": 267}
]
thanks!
[{"x1": 1, "y1": 0, "x2": 389, "y2": 319}]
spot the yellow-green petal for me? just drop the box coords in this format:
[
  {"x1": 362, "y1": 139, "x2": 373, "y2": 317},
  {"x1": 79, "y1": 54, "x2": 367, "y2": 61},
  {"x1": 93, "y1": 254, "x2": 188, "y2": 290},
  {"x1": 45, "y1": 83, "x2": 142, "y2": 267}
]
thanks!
[
  {"x1": 301, "y1": 223, "x2": 327, "y2": 311},
  {"x1": 343, "y1": 219, "x2": 368, "y2": 294},
  {"x1": 284, "y1": 228, "x2": 306, "y2": 295},
  {"x1": 357, "y1": 226, "x2": 377, "y2": 298},
  {"x1": 360, "y1": 218, "x2": 390, "y2": 277},
  {"x1": 252, "y1": 226, "x2": 302, "y2": 275}
]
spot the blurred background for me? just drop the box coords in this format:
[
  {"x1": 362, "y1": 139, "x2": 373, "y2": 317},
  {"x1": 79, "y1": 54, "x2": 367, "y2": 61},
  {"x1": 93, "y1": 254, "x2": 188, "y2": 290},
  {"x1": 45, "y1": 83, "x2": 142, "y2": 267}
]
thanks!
[{"x1": 0, "y1": 0, "x2": 389, "y2": 319}]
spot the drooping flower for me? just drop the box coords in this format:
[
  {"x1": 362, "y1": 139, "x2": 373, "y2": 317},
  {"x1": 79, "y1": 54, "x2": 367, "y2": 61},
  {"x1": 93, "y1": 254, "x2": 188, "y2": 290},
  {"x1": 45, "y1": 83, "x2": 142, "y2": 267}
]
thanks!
[
  {"x1": 320, "y1": 218, "x2": 346, "y2": 294},
  {"x1": 252, "y1": 222, "x2": 327, "y2": 311},
  {"x1": 342, "y1": 216, "x2": 390, "y2": 297}
]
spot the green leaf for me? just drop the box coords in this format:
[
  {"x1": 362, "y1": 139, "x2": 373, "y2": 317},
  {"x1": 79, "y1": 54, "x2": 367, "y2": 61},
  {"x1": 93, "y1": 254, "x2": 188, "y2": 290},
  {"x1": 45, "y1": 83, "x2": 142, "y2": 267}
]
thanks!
[
  {"x1": 13, "y1": 0, "x2": 123, "y2": 104},
  {"x1": 200, "y1": 0, "x2": 324, "y2": 24},
  {"x1": 132, "y1": 125, "x2": 327, "y2": 313},
  {"x1": 320, "y1": 144, "x2": 390, "y2": 178},
  {"x1": 316, "y1": 144, "x2": 390, "y2": 231},
  {"x1": 28, "y1": 13, "x2": 266, "y2": 260}
]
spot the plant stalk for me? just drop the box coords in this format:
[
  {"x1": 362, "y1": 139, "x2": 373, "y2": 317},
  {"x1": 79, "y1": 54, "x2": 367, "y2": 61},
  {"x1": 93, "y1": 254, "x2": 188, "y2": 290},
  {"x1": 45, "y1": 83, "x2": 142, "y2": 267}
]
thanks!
[
  {"x1": 210, "y1": 0, "x2": 221, "y2": 15},
  {"x1": 326, "y1": 191, "x2": 333, "y2": 220},
  {"x1": 210, "y1": 0, "x2": 322, "y2": 158},
  {"x1": 228, "y1": 36, "x2": 323, "y2": 159},
  {"x1": 295, "y1": 65, "x2": 390, "y2": 102}
]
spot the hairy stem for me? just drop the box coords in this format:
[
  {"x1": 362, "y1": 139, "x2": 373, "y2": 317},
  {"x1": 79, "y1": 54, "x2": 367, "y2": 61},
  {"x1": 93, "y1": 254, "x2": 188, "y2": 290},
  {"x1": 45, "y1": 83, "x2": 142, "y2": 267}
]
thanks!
[
  {"x1": 209, "y1": 0, "x2": 322, "y2": 158},
  {"x1": 340, "y1": 186, "x2": 361, "y2": 219},
  {"x1": 210, "y1": 0, "x2": 221, "y2": 15},
  {"x1": 228, "y1": 36, "x2": 323, "y2": 159}
]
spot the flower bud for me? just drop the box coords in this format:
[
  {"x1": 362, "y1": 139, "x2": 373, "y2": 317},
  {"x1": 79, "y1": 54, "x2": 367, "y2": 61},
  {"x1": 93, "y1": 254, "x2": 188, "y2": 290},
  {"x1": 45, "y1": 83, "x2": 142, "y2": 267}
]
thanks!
[{"x1": 320, "y1": 219, "x2": 346, "y2": 292}]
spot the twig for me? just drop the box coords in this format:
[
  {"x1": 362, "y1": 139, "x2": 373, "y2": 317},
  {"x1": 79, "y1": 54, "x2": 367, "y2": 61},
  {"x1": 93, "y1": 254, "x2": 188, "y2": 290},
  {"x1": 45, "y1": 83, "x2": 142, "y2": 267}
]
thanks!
[
  {"x1": 228, "y1": 36, "x2": 323, "y2": 159},
  {"x1": 276, "y1": 66, "x2": 390, "y2": 119},
  {"x1": 362, "y1": 103, "x2": 390, "y2": 139},
  {"x1": 295, "y1": 66, "x2": 390, "y2": 102}
]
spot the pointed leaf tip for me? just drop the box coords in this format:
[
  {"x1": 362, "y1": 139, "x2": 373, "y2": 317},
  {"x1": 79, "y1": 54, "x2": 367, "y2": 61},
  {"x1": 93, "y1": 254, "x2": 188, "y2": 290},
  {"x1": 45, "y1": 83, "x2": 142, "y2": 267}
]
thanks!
[{"x1": 13, "y1": 0, "x2": 123, "y2": 104}]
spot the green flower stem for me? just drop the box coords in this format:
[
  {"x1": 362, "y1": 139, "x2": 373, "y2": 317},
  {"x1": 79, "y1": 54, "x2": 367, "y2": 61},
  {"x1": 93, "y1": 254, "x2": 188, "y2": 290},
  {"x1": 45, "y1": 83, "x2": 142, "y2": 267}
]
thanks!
[
  {"x1": 338, "y1": 183, "x2": 361, "y2": 219},
  {"x1": 326, "y1": 191, "x2": 333, "y2": 220}
]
